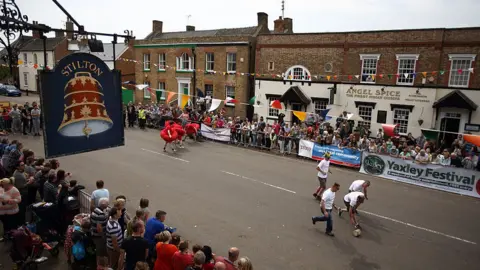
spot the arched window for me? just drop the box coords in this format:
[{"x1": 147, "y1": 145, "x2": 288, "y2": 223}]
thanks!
[
  {"x1": 284, "y1": 65, "x2": 311, "y2": 81},
  {"x1": 33, "y1": 54, "x2": 38, "y2": 64}
]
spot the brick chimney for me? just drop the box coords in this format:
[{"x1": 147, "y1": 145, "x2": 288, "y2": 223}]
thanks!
[
  {"x1": 32, "y1": 21, "x2": 41, "y2": 39},
  {"x1": 274, "y1": 16, "x2": 293, "y2": 34},
  {"x1": 153, "y1": 20, "x2": 163, "y2": 33},
  {"x1": 283, "y1": 18, "x2": 293, "y2": 33},
  {"x1": 186, "y1": 25, "x2": 195, "y2": 31},
  {"x1": 66, "y1": 19, "x2": 74, "y2": 39},
  {"x1": 257, "y1": 12, "x2": 268, "y2": 29}
]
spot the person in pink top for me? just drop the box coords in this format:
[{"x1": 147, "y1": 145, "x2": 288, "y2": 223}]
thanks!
[{"x1": 0, "y1": 177, "x2": 22, "y2": 240}]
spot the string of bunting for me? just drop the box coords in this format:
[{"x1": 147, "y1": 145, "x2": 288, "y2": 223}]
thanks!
[{"x1": 116, "y1": 57, "x2": 474, "y2": 82}]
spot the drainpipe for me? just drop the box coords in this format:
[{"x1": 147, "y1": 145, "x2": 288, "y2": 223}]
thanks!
[{"x1": 192, "y1": 47, "x2": 197, "y2": 109}]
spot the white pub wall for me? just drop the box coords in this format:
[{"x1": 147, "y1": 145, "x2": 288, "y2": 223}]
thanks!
[{"x1": 18, "y1": 51, "x2": 55, "y2": 92}]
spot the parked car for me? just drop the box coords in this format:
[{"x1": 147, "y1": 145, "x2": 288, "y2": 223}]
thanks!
[{"x1": 0, "y1": 84, "x2": 22, "y2": 97}]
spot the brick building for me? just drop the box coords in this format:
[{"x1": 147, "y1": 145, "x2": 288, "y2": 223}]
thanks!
[
  {"x1": 134, "y1": 12, "x2": 270, "y2": 117},
  {"x1": 254, "y1": 21, "x2": 480, "y2": 139}
]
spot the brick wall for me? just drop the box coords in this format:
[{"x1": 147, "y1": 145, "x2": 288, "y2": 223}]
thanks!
[
  {"x1": 116, "y1": 46, "x2": 135, "y2": 82},
  {"x1": 53, "y1": 38, "x2": 70, "y2": 64},
  {"x1": 256, "y1": 28, "x2": 480, "y2": 88}
]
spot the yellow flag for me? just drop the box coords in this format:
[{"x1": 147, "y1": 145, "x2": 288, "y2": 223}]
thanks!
[
  {"x1": 422, "y1": 72, "x2": 427, "y2": 77},
  {"x1": 293, "y1": 111, "x2": 307, "y2": 121},
  {"x1": 180, "y1": 95, "x2": 189, "y2": 108},
  {"x1": 326, "y1": 75, "x2": 331, "y2": 81},
  {"x1": 371, "y1": 75, "x2": 376, "y2": 80}
]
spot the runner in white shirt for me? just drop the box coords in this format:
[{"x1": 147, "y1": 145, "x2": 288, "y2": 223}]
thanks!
[
  {"x1": 339, "y1": 191, "x2": 365, "y2": 229},
  {"x1": 312, "y1": 183, "x2": 340, "y2": 236},
  {"x1": 314, "y1": 152, "x2": 332, "y2": 199},
  {"x1": 348, "y1": 180, "x2": 370, "y2": 200}
]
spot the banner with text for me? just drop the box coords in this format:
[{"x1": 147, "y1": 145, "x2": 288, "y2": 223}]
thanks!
[
  {"x1": 200, "y1": 124, "x2": 231, "y2": 142},
  {"x1": 360, "y1": 153, "x2": 480, "y2": 199},
  {"x1": 299, "y1": 140, "x2": 362, "y2": 167}
]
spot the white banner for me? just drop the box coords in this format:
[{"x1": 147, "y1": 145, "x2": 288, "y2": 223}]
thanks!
[
  {"x1": 299, "y1": 139, "x2": 313, "y2": 158},
  {"x1": 360, "y1": 153, "x2": 480, "y2": 199},
  {"x1": 200, "y1": 124, "x2": 231, "y2": 142}
]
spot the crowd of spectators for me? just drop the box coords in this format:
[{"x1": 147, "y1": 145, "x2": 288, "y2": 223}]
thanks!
[
  {"x1": 0, "y1": 136, "x2": 254, "y2": 270},
  {"x1": 0, "y1": 102, "x2": 42, "y2": 136}
]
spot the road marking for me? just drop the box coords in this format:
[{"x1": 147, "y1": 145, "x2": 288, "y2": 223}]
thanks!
[
  {"x1": 359, "y1": 210, "x2": 477, "y2": 245},
  {"x1": 141, "y1": 148, "x2": 190, "y2": 163},
  {"x1": 221, "y1": 170, "x2": 296, "y2": 194}
]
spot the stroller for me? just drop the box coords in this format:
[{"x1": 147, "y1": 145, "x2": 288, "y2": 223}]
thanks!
[
  {"x1": 9, "y1": 225, "x2": 59, "y2": 270},
  {"x1": 28, "y1": 202, "x2": 63, "y2": 244}
]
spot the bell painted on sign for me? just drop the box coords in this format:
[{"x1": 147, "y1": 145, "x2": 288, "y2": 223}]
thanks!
[{"x1": 58, "y1": 72, "x2": 113, "y2": 137}]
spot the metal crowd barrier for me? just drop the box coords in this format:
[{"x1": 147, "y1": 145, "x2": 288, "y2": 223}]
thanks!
[{"x1": 78, "y1": 190, "x2": 91, "y2": 214}]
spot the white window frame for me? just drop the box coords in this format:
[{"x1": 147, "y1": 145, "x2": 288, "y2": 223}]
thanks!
[
  {"x1": 448, "y1": 54, "x2": 476, "y2": 88},
  {"x1": 23, "y1": 72, "x2": 28, "y2": 87},
  {"x1": 393, "y1": 108, "x2": 410, "y2": 134},
  {"x1": 176, "y1": 53, "x2": 193, "y2": 71},
  {"x1": 358, "y1": 105, "x2": 373, "y2": 131},
  {"x1": 205, "y1": 52, "x2": 214, "y2": 72},
  {"x1": 268, "y1": 97, "x2": 280, "y2": 117},
  {"x1": 313, "y1": 100, "x2": 328, "y2": 115},
  {"x1": 360, "y1": 54, "x2": 380, "y2": 84},
  {"x1": 227, "y1": 53, "x2": 236, "y2": 73},
  {"x1": 143, "y1": 82, "x2": 151, "y2": 98},
  {"x1": 225, "y1": 85, "x2": 235, "y2": 107},
  {"x1": 143, "y1": 54, "x2": 150, "y2": 70},
  {"x1": 205, "y1": 84, "x2": 213, "y2": 97},
  {"x1": 268, "y1": 61, "x2": 274, "y2": 71},
  {"x1": 23, "y1": 53, "x2": 27, "y2": 63},
  {"x1": 396, "y1": 54, "x2": 419, "y2": 86},
  {"x1": 158, "y1": 53, "x2": 166, "y2": 70},
  {"x1": 283, "y1": 65, "x2": 311, "y2": 81},
  {"x1": 158, "y1": 82, "x2": 165, "y2": 100},
  {"x1": 33, "y1": 54, "x2": 37, "y2": 64}
]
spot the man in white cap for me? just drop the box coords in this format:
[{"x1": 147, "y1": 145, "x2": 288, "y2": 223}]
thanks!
[
  {"x1": 313, "y1": 152, "x2": 332, "y2": 199},
  {"x1": 339, "y1": 191, "x2": 365, "y2": 229}
]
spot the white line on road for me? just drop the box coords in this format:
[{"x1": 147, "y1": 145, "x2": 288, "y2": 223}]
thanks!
[
  {"x1": 141, "y1": 148, "x2": 190, "y2": 163},
  {"x1": 221, "y1": 170, "x2": 296, "y2": 194},
  {"x1": 359, "y1": 210, "x2": 477, "y2": 245}
]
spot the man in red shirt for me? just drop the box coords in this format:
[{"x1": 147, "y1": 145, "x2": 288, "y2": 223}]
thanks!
[
  {"x1": 172, "y1": 241, "x2": 193, "y2": 270},
  {"x1": 215, "y1": 247, "x2": 239, "y2": 270}
]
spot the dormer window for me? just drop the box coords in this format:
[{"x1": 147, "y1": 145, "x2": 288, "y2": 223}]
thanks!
[{"x1": 284, "y1": 65, "x2": 311, "y2": 81}]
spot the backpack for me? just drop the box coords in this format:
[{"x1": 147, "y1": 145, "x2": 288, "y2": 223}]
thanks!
[{"x1": 72, "y1": 227, "x2": 86, "y2": 261}]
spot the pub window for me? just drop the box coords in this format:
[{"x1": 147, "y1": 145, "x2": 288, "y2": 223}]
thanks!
[
  {"x1": 268, "y1": 96, "x2": 280, "y2": 117},
  {"x1": 396, "y1": 54, "x2": 419, "y2": 86},
  {"x1": 393, "y1": 108, "x2": 410, "y2": 134},
  {"x1": 314, "y1": 100, "x2": 328, "y2": 115},
  {"x1": 377, "y1": 110, "x2": 387, "y2": 124},
  {"x1": 360, "y1": 54, "x2": 380, "y2": 83},
  {"x1": 205, "y1": 84, "x2": 213, "y2": 97},
  {"x1": 358, "y1": 105, "x2": 373, "y2": 131}
]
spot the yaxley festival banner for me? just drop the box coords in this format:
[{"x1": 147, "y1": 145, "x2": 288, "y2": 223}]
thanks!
[
  {"x1": 200, "y1": 124, "x2": 231, "y2": 142},
  {"x1": 40, "y1": 53, "x2": 124, "y2": 158},
  {"x1": 298, "y1": 140, "x2": 362, "y2": 167},
  {"x1": 360, "y1": 153, "x2": 480, "y2": 199}
]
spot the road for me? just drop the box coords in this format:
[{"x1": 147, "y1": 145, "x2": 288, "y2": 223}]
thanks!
[{"x1": 0, "y1": 96, "x2": 479, "y2": 270}]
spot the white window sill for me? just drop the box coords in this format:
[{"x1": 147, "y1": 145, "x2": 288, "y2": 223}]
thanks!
[
  {"x1": 225, "y1": 103, "x2": 235, "y2": 107},
  {"x1": 144, "y1": 96, "x2": 151, "y2": 99},
  {"x1": 448, "y1": 84, "x2": 469, "y2": 88},
  {"x1": 360, "y1": 81, "x2": 376, "y2": 84},
  {"x1": 396, "y1": 82, "x2": 414, "y2": 86},
  {"x1": 227, "y1": 71, "x2": 236, "y2": 74},
  {"x1": 268, "y1": 115, "x2": 279, "y2": 119}
]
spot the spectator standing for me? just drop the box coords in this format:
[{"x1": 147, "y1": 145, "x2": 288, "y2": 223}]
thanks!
[
  {"x1": 33, "y1": 163, "x2": 50, "y2": 202},
  {"x1": 9, "y1": 104, "x2": 21, "y2": 134},
  {"x1": 185, "y1": 251, "x2": 205, "y2": 270},
  {"x1": 12, "y1": 162, "x2": 31, "y2": 224},
  {"x1": 214, "y1": 262, "x2": 226, "y2": 270},
  {"x1": 154, "y1": 231, "x2": 178, "y2": 270},
  {"x1": 106, "y1": 206, "x2": 124, "y2": 269},
  {"x1": 126, "y1": 209, "x2": 145, "y2": 238},
  {"x1": 145, "y1": 210, "x2": 175, "y2": 258},
  {"x1": 172, "y1": 241, "x2": 193, "y2": 270},
  {"x1": 119, "y1": 219, "x2": 149, "y2": 270},
  {"x1": 91, "y1": 180, "x2": 109, "y2": 211},
  {"x1": 237, "y1": 257, "x2": 253, "y2": 270},
  {"x1": 91, "y1": 197, "x2": 109, "y2": 267},
  {"x1": 71, "y1": 219, "x2": 96, "y2": 270},
  {"x1": 31, "y1": 102, "x2": 41, "y2": 136},
  {"x1": 202, "y1": 245, "x2": 215, "y2": 270},
  {"x1": 0, "y1": 177, "x2": 21, "y2": 239},
  {"x1": 215, "y1": 247, "x2": 240, "y2": 270},
  {"x1": 114, "y1": 195, "x2": 131, "y2": 234},
  {"x1": 43, "y1": 170, "x2": 59, "y2": 203},
  {"x1": 20, "y1": 105, "x2": 30, "y2": 135},
  {"x1": 139, "y1": 198, "x2": 150, "y2": 222}
]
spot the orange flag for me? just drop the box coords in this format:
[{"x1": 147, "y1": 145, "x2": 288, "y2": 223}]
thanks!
[
  {"x1": 422, "y1": 72, "x2": 427, "y2": 77},
  {"x1": 463, "y1": 134, "x2": 480, "y2": 147},
  {"x1": 326, "y1": 75, "x2": 331, "y2": 81},
  {"x1": 166, "y1": 92, "x2": 176, "y2": 104},
  {"x1": 293, "y1": 111, "x2": 307, "y2": 121},
  {"x1": 180, "y1": 95, "x2": 189, "y2": 108}
]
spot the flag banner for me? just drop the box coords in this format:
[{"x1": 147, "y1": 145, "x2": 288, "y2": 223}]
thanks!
[
  {"x1": 421, "y1": 129, "x2": 440, "y2": 141},
  {"x1": 200, "y1": 124, "x2": 231, "y2": 142},
  {"x1": 360, "y1": 153, "x2": 480, "y2": 199},
  {"x1": 39, "y1": 53, "x2": 124, "y2": 158},
  {"x1": 298, "y1": 140, "x2": 362, "y2": 167},
  {"x1": 208, "y1": 99, "x2": 222, "y2": 112},
  {"x1": 293, "y1": 111, "x2": 307, "y2": 121},
  {"x1": 166, "y1": 92, "x2": 176, "y2": 104},
  {"x1": 181, "y1": 95, "x2": 189, "y2": 108}
]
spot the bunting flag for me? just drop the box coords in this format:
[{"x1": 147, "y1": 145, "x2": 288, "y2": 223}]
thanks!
[
  {"x1": 326, "y1": 75, "x2": 331, "y2": 81},
  {"x1": 440, "y1": 70, "x2": 445, "y2": 75},
  {"x1": 225, "y1": 97, "x2": 238, "y2": 103},
  {"x1": 166, "y1": 92, "x2": 176, "y2": 104},
  {"x1": 388, "y1": 74, "x2": 392, "y2": 79},
  {"x1": 355, "y1": 75, "x2": 360, "y2": 79},
  {"x1": 468, "y1": 67, "x2": 474, "y2": 74},
  {"x1": 293, "y1": 111, "x2": 307, "y2": 121},
  {"x1": 458, "y1": 69, "x2": 463, "y2": 74},
  {"x1": 135, "y1": 84, "x2": 148, "y2": 90},
  {"x1": 404, "y1": 73, "x2": 409, "y2": 78},
  {"x1": 463, "y1": 134, "x2": 480, "y2": 147},
  {"x1": 422, "y1": 72, "x2": 427, "y2": 77},
  {"x1": 147, "y1": 88, "x2": 156, "y2": 100},
  {"x1": 319, "y1": 109, "x2": 331, "y2": 120},
  {"x1": 421, "y1": 129, "x2": 439, "y2": 141},
  {"x1": 382, "y1": 124, "x2": 399, "y2": 137},
  {"x1": 371, "y1": 75, "x2": 375, "y2": 81},
  {"x1": 270, "y1": 100, "x2": 282, "y2": 110},
  {"x1": 248, "y1": 96, "x2": 256, "y2": 105},
  {"x1": 180, "y1": 95, "x2": 189, "y2": 108},
  {"x1": 208, "y1": 98, "x2": 222, "y2": 112},
  {"x1": 121, "y1": 86, "x2": 127, "y2": 90}
]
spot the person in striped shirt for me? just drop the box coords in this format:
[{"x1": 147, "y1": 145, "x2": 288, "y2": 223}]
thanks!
[
  {"x1": 91, "y1": 197, "x2": 109, "y2": 267},
  {"x1": 106, "y1": 206, "x2": 123, "y2": 269}
]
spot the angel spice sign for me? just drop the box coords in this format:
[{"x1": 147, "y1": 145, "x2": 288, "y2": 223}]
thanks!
[{"x1": 40, "y1": 53, "x2": 124, "y2": 158}]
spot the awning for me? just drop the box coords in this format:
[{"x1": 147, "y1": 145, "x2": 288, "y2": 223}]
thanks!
[
  {"x1": 279, "y1": 86, "x2": 311, "y2": 105},
  {"x1": 433, "y1": 90, "x2": 477, "y2": 111}
]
